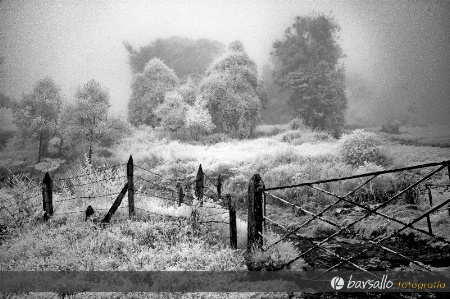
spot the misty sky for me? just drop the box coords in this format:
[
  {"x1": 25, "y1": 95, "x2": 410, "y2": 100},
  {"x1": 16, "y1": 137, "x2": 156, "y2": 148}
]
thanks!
[{"x1": 1, "y1": 0, "x2": 449, "y2": 124}]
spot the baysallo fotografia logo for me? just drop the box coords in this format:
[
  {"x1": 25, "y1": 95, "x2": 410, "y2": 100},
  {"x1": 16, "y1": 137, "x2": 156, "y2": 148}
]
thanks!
[
  {"x1": 331, "y1": 277, "x2": 345, "y2": 290},
  {"x1": 330, "y1": 275, "x2": 394, "y2": 290}
]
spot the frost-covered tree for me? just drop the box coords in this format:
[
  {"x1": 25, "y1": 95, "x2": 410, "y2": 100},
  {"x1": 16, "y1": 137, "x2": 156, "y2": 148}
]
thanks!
[
  {"x1": 62, "y1": 80, "x2": 129, "y2": 162},
  {"x1": 128, "y1": 58, "x2": 178, "y2": 127},
  {"x1": 199, "y1": 41, "x2": 263, "y2": 138},
  {"x1": 12, "y1": 77, "x2": 63, "y2": 162},
  {"x1": 177, "y1": 77, "x2": 197, "y2": 105},
  {"x1": 185, "y1": 96, "x2": 215, "y2": 141},
  {"x1": 154, "y1": 91, "x2": 188, "y2": 132}
]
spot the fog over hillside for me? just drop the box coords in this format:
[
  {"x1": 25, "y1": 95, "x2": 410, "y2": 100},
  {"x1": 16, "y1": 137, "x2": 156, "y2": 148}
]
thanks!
[{"x1": 1, "y1": 0, "x2": 449, "y2": 127}]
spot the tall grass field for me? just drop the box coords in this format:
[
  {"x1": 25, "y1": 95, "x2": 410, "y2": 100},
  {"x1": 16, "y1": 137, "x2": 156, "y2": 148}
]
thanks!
[{"x1": 1, "y1": 124, "x2": 450, "y2": 298}]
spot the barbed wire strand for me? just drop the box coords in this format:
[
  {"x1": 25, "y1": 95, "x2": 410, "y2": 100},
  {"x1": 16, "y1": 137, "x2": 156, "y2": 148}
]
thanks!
[
  {"x1": 136, "y1": 176, "x2": 176, "y2": 193},
  {"x1": 53, "y1": 163, "x2": 125, "y2": 182},
  {"x1": 133, "y1": 165, "x2": 166, "y2": 179}
]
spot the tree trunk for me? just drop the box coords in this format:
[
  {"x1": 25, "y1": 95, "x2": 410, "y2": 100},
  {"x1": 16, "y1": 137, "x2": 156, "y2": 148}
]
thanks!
[
  {"x1": 58, "y1": 135, "x2": 63, "y2": 155},
  {"x1": 88, "y1": 143, "x2": 92, "y2": 164},
  {"x1": 37, "y1": 130, "x2": 43, "y2": 163},
  {"x1": 87, "y1": 130, "x2": 94, "y2": 164}
]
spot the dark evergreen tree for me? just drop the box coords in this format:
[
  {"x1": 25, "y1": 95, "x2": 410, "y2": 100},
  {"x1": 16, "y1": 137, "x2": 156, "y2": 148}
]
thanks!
[{"x1": 272, "y1": 13, "x2": 347, "y2": 131}]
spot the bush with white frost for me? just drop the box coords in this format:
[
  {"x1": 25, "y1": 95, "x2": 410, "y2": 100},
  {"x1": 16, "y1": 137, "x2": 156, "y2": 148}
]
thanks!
[
  {"x1": 340, "y1": 129, "x2": 391, "y2": 167},
  {"x1": 185, "y1": 96, "x2": 215, "y2": 140},
  {"x1": 154, "y1": 91, "x2": 188, "y2": 132}
]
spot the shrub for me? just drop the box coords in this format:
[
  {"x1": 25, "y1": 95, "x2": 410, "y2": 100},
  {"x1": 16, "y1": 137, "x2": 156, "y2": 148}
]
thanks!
[
  {"x1": 280, "y1": 129, "x2": 333, "y2": 146},
  {"x1": 281, "y1": 131, "x2": 303, "y2": 144},
  {"x1": 309, "y1": 221, "x2": 338, "y2": 238},
  {"x1": 198, "y1": 133, "x2": 232, "y2": 145},
  {"x1": 340, "y1": 129, "x2": 391, "y2": 167},
  {"x1": 254, "y1": 125, "x2": 286, "y2": 138},
  {"x1": 381, "y1": 120, "x2": 401, "y2": 134},
  {"x1": 313, "y1": 131, "x2": 331, "y2": 141},
  {"x1": 290, "y1": 118, "x2": 305, "y2": 130},
  {"x1": 0, "y1": 169, "x2": 41, "y2": 223},
  {"x1": 354, "y1": 218, "x2": 389, "y2": 239},
  {"x1": 0, "y1": 130, "x2": 14, "y2": 149}
]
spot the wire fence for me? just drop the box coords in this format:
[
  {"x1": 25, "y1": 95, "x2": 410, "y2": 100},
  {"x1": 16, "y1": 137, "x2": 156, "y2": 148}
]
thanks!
[
  {"x1": 251, "y1": 160, "x2": 450, "y2": 275},
  {"x1": 0, "y1": 157, "x2": 234, "y2": 243},
  {"x1": 2, "y1": 155, "x2": 450, "y2": 278}
]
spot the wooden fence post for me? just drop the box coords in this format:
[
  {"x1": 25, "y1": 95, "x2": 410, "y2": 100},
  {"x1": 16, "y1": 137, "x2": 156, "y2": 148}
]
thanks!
[
  {"x1": 447, "y1": 162, "x2": 450, "y2": 216},
  {"x1": 425, "y1": 185, "x2": 433, "y2": 234},
  {"x1": 177, "y1": 182, "x2": 184, "y2": 207},
  {"x1": 102, "y1": 183, "x2": 128, "y2": 224},
  {"x1": 85, "y1": 205, "x2": 95, "y2": 222},
  {"x1": 42, "y1": 172, "x2": 53, "y2": 221},
  {"x1": 247, "y1": 174, "x2": 264, "y2": 250},
  {"x1": 195, "y1": 164, "x2": 204, "y2": 207},
  {"x1": 127, "y1": 156, "x2": 134, "y2": 217},
  {"x1": 263, "y1": 191, "x2": 267, "y2": 235},
  {"x1": 217, "y1": 174, "x2": 222, "y2": 199},
  {"x1": 228, "y1": 194, "x2": 237, "y2": 249}
]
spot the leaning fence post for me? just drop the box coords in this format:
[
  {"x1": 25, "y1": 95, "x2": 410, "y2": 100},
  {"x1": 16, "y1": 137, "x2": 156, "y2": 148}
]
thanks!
[
  {"x1": 177, "y1": 182, "x2": 184, "y2": 207},
  {"x1": 195, "y1": 164, "x2": 204, "y2": 207},
  {"x1": 217, "y1": 174, "x2": 222, "y2": 199},
  {"x1": 228, "y1": 194, "x2": 237, "y2": 249},
  {"x1": 102, "y1": 183, "x2": 128, "y2": 224},
  {"x1": 247, "y1": 174, "x2": 264, "y2": 250},
  {"x1": 42, "y1": 172, "x2": 53, "y2": 221},
  {"x1": 127, "y1": 155, "x2": 135, "y2": 217}
]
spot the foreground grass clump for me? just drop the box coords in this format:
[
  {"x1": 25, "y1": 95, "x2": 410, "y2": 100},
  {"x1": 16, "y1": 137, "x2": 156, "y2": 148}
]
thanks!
[
  {"x1": 246, "y1": 230, "x2": 305, "y2": 271},
  {"x1": 0, "y1": 214, "x2": 246, "y2": 271}
]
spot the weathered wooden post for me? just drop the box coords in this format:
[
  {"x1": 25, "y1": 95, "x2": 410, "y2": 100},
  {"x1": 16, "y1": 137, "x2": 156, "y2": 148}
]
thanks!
[
  {"x1": 426, "y1": 185, "x2": 433, "y2": 207},
  {"x1": 228, "y1": 194, "x2": 237, "y2": 249},
  {"x1": 447, "y1": 162, "x2": 450, "y2": 216},
  {"x1": 85, "y1": 205, "x2": 95, "y2": 222},
  {"x1": 217, "y1": 174, "x2": 222, "y2": 199},
  {"x1": 195, "y1": 164, "x2": 204, "y2": 207},
  {"x1": 247, "y1": 174, "x2": 264, "y2": 250},
  {"x1": 177, "y1": 182, "x2": 184, "y2": 207},
  {"x1": 127, "y1": 156, "x2": 135, "y2": 217},
  {"x1": 42, "y1": 172, "x2": 53, "y2": 221},
  {"x1": 426, "y1": 185, "x2": 433, "y2": 234},
  {"x1": 263, "y1": 191, "x2": 267, "y2": 235},
  {"x1": 102, "y1": 183, "x2": 128, "y2": 224}
]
